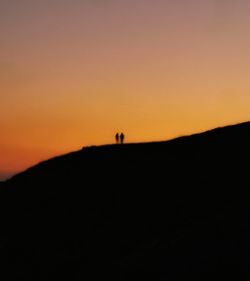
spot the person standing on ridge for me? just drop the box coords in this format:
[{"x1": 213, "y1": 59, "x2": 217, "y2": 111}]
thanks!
[
  {"x1": 115, "y1": 133, "x2": 119, "y2": 144},
  {"x1": 120, "y1": 132, "x2": 125, "y2": 144}
]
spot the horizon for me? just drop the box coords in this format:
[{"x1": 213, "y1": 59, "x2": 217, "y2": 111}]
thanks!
[
  {"x1": 1, "y1": 119, "x2": 249, "y2": 181},
  {"x1": 1, "y1": 1, "x2": 250, "y2": 179}
]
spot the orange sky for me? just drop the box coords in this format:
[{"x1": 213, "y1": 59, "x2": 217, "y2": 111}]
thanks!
[{"x1": 1, "y1": 0, "x2": 250, "y2": 179}]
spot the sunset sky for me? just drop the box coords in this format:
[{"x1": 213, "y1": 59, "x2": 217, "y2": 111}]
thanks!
[{"x1": 1, "y1": 0, "x2": 250, "y2": 179}]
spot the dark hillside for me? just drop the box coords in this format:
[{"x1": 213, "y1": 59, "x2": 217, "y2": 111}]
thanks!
[{"x1": 1, "y1": 122, "x2": 250, "y2": 280}]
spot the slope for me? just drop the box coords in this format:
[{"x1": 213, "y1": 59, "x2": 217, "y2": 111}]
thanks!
[{"x1": 1, "y1": 121, "x2": 250, "y2": 280}]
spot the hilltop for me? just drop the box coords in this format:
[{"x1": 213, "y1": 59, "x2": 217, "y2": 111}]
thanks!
[{"x1": 1, "y1": 121, "x2": 250, "y2": 280}]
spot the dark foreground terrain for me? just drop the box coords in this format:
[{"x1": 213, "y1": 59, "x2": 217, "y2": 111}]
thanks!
[{"x1": 1, "y1": 122, "x2": 250, "y2": 280}]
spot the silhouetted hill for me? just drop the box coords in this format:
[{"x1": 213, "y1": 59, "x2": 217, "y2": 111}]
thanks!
[{"x1": 1, "y1": 121, "x2": 250, "y2": 280}]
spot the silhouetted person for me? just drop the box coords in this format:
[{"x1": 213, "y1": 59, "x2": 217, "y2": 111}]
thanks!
[
  {"x1": 120, "y1": 133, "x2": 125, "y2": 144},
  {"x1": 115, "y1": 133, "x2": 119, "y2": 144}
]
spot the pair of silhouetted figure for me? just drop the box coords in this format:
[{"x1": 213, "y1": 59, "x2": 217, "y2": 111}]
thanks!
[{"x1": 115, "y1": 133, "x2": 125, "y2": 144}]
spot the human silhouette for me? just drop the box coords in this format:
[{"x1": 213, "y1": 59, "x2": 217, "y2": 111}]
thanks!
[
  {"x1": 115, "y1": 133, "x2": 119, "y2": 144},
  {"x1": 120, "y1": 133, "x2": 125, "y2": 144}
]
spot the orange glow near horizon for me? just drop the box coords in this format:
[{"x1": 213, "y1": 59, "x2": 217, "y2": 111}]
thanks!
[{"x1": 1, "y1": 1, "x2": 250, "y2": 179}]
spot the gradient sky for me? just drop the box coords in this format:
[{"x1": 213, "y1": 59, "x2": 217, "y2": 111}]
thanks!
[{"x1": 1, "y1": 0, "x2": 250, "y2": 179}]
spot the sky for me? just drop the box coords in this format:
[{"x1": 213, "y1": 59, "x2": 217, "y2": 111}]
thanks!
[{"x1": 1, "y1": 0, "x2": 250, "y2": 180}]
